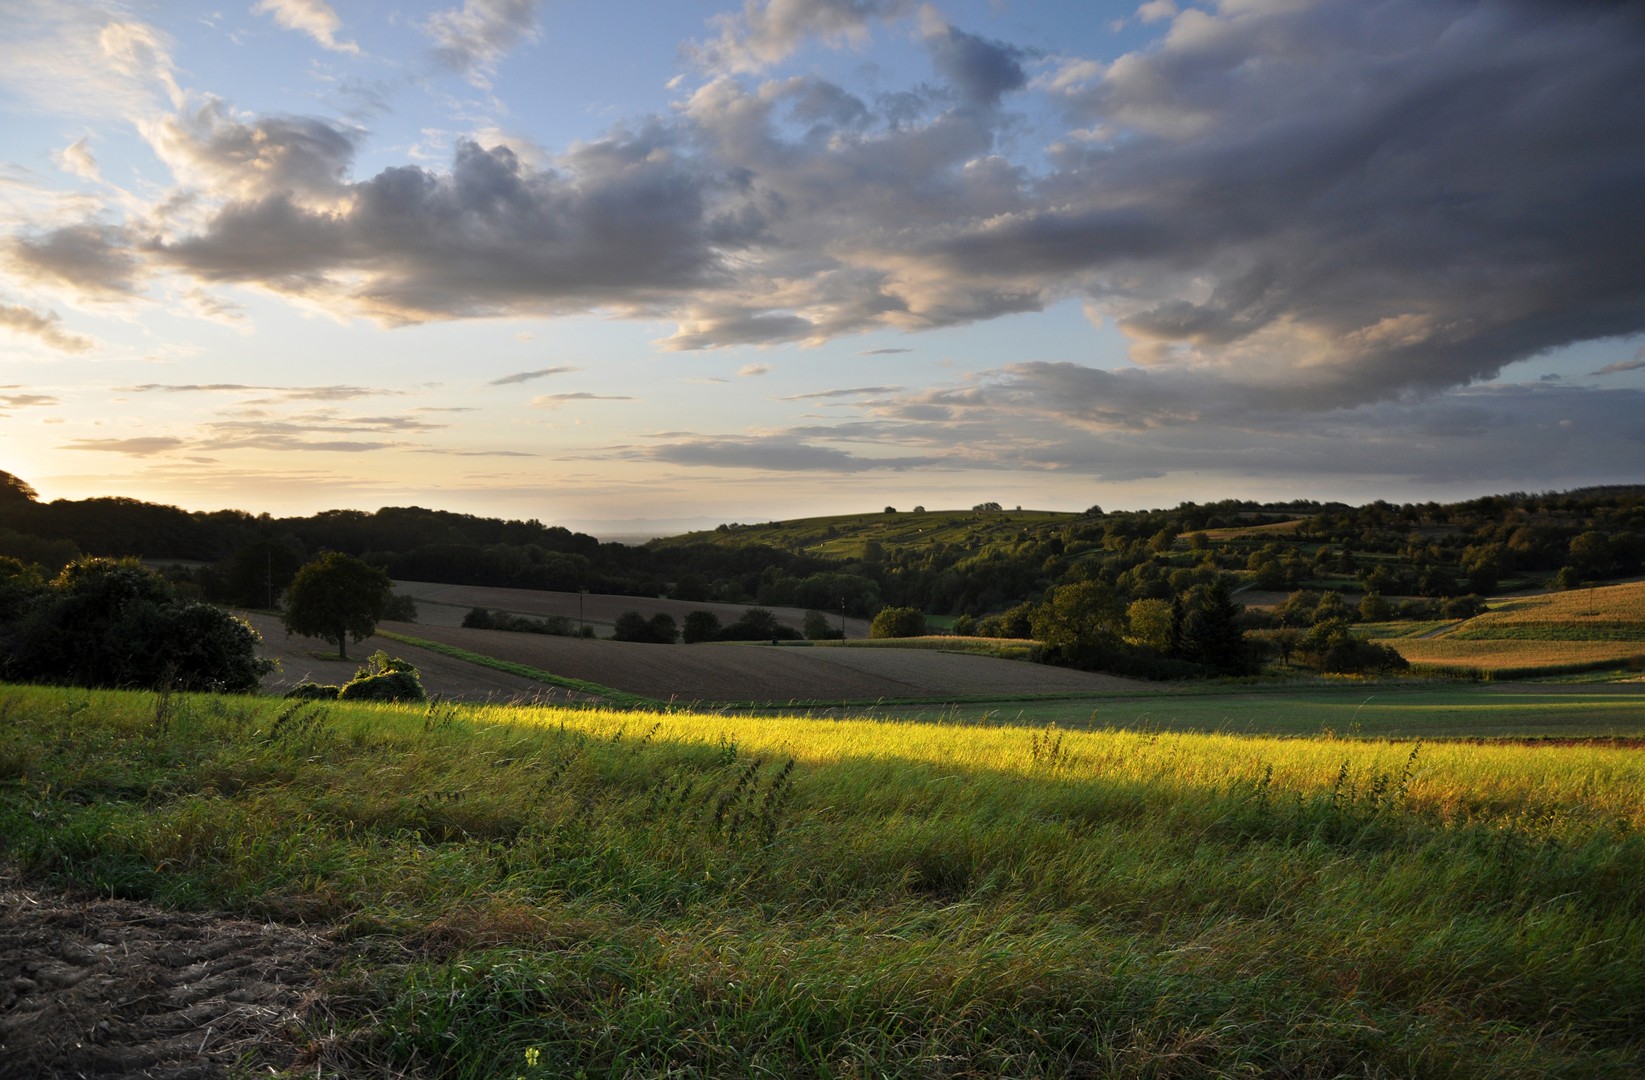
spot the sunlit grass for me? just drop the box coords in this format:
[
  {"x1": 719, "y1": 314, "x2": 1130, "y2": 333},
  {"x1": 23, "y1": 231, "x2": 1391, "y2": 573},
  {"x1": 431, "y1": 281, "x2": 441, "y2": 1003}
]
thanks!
[{"x1": 2, "y1": 684, "x2": 1642, "y2": 1076}]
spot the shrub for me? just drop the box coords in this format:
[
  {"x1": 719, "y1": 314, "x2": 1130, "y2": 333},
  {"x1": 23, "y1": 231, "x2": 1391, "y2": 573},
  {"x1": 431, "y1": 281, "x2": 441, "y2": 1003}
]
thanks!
[
  {"x1": 0, "y1": 557, "x2": 272, "y2": 691},
  {"x1": 803, "y1": 610, "x2": 843, "y2": 640},
  {"x1": 284, "y1": 682, "x2": 341, "y2": 700},
  {"x1": 720, "y1": 608, "x2": 800, "y2": 641},
  {"x1": 683, "y1": 610, "x2": 722, "y2": 644},
  {"x1": 612, "y1": 611, "x2": 679, "y2": 644},
  {"x1": 383, "y1": 593, "x2": 419, "y2": 622},
  {"x1": 337, "y1": 651, "x2": 426, "y2": 702},
  {"x1": 870, "y1": 606, "x2": 927, "y2": 639}
]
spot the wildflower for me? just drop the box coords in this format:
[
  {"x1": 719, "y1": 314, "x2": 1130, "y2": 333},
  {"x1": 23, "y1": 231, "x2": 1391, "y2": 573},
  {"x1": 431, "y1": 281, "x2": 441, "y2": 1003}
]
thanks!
[{"x1": 525, "y1": 1047, "x2": 542, "y2": 1068}]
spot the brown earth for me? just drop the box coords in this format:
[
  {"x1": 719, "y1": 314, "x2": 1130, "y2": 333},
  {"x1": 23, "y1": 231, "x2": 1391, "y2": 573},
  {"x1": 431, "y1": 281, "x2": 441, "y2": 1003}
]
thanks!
[
  {"x1": 0, "y1": 864, "x2": 337, "y2": 1079},
  {"x1": 392, "y1": 580, "x2": 876, "y2": 638},
  {"x1": 244, "y1": 607, "x2": 1144, "y2": 705}
]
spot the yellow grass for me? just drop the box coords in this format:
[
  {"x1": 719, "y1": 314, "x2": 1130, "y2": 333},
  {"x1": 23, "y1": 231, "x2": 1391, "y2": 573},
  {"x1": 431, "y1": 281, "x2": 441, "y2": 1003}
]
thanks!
[
  {"x1": 1476, "y1": 580, "x2": 1645, "y2": 626},
  {"x1": 1378, "y1": 637, "x2": 1643, "y2": 671}
]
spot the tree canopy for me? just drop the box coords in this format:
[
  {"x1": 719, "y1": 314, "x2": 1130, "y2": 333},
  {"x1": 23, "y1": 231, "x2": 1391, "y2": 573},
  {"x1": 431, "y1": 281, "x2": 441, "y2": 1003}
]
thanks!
[{"x1": 282, "y1": 552, "x2": 393, "y2": 659}]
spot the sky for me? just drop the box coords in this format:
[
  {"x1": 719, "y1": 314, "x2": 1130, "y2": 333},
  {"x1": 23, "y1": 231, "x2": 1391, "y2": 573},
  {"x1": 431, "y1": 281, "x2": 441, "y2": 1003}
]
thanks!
[{"x1": 1, "y1": 0, "x2": 1642, "y2": 538}]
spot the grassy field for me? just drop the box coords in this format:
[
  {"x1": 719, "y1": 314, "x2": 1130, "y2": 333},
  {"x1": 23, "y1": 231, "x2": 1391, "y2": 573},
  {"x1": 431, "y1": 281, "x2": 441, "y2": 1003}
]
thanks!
[
  {"x1": 2, "y1": 684, "x2": 1643, "y2": 1077},
  {"x1": 877, "y1": 684, "x2": 1645, "y2": 740}
]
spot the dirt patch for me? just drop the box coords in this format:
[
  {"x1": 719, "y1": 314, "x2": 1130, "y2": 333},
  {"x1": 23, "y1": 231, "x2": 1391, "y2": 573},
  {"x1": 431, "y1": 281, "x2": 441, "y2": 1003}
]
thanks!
[{"x1": 0, "y1": 865, "x2": 337, "y2": 1079}]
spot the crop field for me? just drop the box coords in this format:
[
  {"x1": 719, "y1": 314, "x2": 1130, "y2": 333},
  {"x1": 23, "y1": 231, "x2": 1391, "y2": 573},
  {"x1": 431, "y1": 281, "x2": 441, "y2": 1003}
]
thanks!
[
  {"x1": 1373, "y1": 580, "x2": 1645, "y2": 676},
  {"x1": 1, "y1": 685, "x2": 1641, "y2": 1077},
  {"x1": 1379, "y1": 637, "x2": 1645, "y2": 673},
  {"x1": 256, "y1": 612, "x2": 1145, "y2": 705}
]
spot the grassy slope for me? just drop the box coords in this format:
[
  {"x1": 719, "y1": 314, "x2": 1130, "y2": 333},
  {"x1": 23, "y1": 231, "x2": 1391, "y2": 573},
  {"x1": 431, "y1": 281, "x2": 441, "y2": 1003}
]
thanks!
[
  {"x1": 2, "y1": 685, "x2": 1642, "y2": 1077},
  {"x1": 1377, "y1": 581, "x2": 1645, "y2": 674},
  {"x1": 651, "y1": 508, "x2": 1078, "y2": 560}
]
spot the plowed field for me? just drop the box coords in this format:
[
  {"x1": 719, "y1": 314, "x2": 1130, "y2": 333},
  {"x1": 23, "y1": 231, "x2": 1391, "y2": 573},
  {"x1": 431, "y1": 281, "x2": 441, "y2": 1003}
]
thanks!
[{"x1": 245, "y1": 609, "x2": 1145, "y2": 704}]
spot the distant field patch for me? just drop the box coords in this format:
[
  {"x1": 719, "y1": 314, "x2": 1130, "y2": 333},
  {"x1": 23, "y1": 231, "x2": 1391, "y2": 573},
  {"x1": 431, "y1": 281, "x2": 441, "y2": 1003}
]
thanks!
[{"x1": 1379, "y1": 637, "x2": 1643, "y2": 673}]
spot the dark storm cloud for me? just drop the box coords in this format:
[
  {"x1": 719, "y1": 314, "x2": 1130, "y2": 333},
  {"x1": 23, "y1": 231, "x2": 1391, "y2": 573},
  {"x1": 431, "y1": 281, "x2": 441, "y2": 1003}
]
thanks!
[
  {"x1": 154, "y1": 137, "x2": 726, "y2": 321},
  {"x1": 924, "y1": 23, "x2": 1027, "y2": 109},
  {"x1": 106, "y1": 0, "x2": 1645, "y2": 417}
]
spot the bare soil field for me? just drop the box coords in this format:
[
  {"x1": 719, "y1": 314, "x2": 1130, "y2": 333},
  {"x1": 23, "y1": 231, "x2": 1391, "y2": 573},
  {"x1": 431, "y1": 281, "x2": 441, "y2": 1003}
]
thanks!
[
  {"x1": 238, "y1": 611, "x2": 596, "y2": 704},
  {"x1": 0, "y1": 863, "x2": 336, "y2": 1079},
  {"x1": 392, "y1": 580, "x2": 875, "y2": 638},
  {"x1": 388, "y1": 622, "x2": 1147, "y2": 704},
  {"x1": 247, "y1": 610, "x2": 1144, "y2": 704}
]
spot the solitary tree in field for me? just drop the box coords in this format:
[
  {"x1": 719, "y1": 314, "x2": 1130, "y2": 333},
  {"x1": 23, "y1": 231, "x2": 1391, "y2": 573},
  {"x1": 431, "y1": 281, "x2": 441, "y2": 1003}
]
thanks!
[{"x1": 282, "y1": 552, "x2": 392, "y2": 659}]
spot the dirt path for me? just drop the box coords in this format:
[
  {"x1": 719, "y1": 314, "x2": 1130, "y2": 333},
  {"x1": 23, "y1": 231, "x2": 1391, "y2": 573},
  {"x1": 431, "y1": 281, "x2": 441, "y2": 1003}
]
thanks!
[{"x1": 0, "y1": 865, "x2": 337, "y2": 1079}]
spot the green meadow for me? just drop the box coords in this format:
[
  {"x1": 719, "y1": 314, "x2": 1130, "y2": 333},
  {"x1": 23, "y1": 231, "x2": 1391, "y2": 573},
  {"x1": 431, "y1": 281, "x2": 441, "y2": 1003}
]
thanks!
[{"x1": 3, "y1": 684, "x2": 1643, "y2": 1077}]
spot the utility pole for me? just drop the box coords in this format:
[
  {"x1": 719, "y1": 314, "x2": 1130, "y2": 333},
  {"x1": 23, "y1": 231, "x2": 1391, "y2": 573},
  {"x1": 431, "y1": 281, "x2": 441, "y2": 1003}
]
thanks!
[
  {"x1": 579, "y1": 587, "x2": 586, "y2": 637},
  {"x1": 839, "y1": 597, "x2": 846, "y2": 640}
]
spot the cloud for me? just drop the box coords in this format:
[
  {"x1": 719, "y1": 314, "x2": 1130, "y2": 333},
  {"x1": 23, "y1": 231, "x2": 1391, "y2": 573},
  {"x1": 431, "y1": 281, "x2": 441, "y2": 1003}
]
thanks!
[
  {"x1": 1591, "y1": 348, "x2": 1645, "y2": 376},
  {"x1": 0, "y1": 391, "x2": 60, "y2": 409},
  {"x1": 0, "y1": 302, "x2": 94, "y2": 352},
  {"x1": 531, "y1": 392, "x2": 635, "y2": 408},
  {"x1": 29, "y1": 0, "x2": 1641, "y2": 422},
  {"x1": 119, "y1": 383, "x2": 391, "y2": 401},
  {"x1": 695, "y1": 0, "x2": 916, "y2": 74},
  {"x1": 252, "y1": 0, "x2": 358, "y2": 54},
  {"x1": 779, "y1": 385, "x2": 901, "y2": 400},
  {"x1": 425, "y1": 0, "x2": 541, "y2": 86},
  {"x1": 488, "y1": 365, "x2": 579, "y2": 385},
  {"x1": 154, "y1": 137, "x2": 724, "y2": 322},
  {"x1": 921, "y1": 16, "x2": 1027, "y2": 110},
  {"x1": 141, "y1": 101, "x2": 360, "y2": 206},
  {"x1": 859, "y1": 347, "x2": 912, "y2": 355},
  {"x1": 738, "y1": 363, "x2": 770, "y2": 377},
  {"x1": 55, "y1": 137, "x2": 99, "y2": 180},
  {"x1": 63, "y1": 437, "x2": 187, "y2": 456},
  {"x1": 9, "y1": 224, "x2": 143, "y2": 298},
  {"x1": 636, "y1": 433, "x2": 940, "y2": 472}
]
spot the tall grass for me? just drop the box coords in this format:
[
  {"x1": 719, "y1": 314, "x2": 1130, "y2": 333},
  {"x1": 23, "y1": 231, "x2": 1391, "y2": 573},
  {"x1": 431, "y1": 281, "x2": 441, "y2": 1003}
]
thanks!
[{"x1": 2, "y1": 684, "x2": 1642, "y2": 1077}]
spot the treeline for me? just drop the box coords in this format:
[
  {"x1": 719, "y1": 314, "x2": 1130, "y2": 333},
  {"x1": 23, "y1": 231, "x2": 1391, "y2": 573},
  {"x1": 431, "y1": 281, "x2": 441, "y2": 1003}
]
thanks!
[{"x1": 3, "y1": 472, "x2": 1641, "y2": 636}]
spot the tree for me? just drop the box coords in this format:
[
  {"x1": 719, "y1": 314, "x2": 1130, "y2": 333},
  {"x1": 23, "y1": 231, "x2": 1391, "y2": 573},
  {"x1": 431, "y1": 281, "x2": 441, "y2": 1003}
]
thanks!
[
  {"x1": 870, "y1": 606, "x2": 927, "y2": 638},
  {"x1": 1033, "y1": 581, "x2": 1124, "y2": 652},
  {"x1": 1175, "y1": 579, "x2": 1250, "y2": 674},
  {"x1": 281, "y1": 552, "x2": 392, "y2": 659},
  {"x1": 803, "y1": 610, "x2": 842, "y2": 640},
  {"x1": 612, "y1": 610, "x2": 678, "y2": 644},
  {"x1": 0, "y1": 557, "x2": 271, "y2": 691},
  {"x1": 683, "y1": 609, "x2": 722, "y2": 644},
  {"x1": 1125, "y1": 597, "x2": 1174, "y2": 652}
]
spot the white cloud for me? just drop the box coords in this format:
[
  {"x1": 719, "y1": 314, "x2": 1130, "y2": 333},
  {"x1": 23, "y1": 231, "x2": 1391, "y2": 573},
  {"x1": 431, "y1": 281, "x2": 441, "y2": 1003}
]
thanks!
[{"x1": 252, "y1": 0, "x2": 358, "y2": 54}]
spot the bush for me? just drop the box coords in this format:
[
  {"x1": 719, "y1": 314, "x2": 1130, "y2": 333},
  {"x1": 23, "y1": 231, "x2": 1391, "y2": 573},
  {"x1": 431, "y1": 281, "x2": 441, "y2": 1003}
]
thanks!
[
  {"x1": 1297, "y1": 620, "x2": 1410, "y2": 675},
  {"x1": 720, "y1": 608, "x2": 800, "y2": 641},
  {"x1": 803, "y1": 610, "x2": 843, "y2": 640},
  {"x1": 612, "y1": 611, "x2": 679, "y2": 644},
  {"x1": 0, "y1": 557, "x2": 273, "y2": 691},
  {"x1": 463, "y1": 607, "x2": 576, "y2": 636},
  {"x1": 682, "y1": 610, "x2": 722, "y2": 644},
  {"x1": 870, "y1": 606, "x2": 927, "y2": 639},
  {"x1": 337, "y1": 651, "x2": 426, "y2": 702},
  {"x1": 284, "y1": 682, "x2": 341, "y2": 700},
  {"x1": 383, "y1": 593, "x2": 419, "y2": 622}
]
